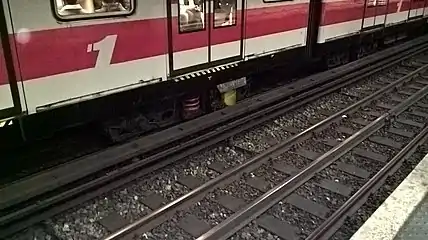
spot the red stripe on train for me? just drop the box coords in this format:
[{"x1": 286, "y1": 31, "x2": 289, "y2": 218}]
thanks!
[{"x1": 0, "y1": 0, "x2": 424, "y2": 85}]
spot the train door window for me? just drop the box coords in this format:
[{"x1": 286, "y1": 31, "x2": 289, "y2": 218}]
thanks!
[
  {"x1": 213, "y1": 0, "x2": 237, "y2": 28},
  {"x1": 366, "y1": 0, "x2": 387, "y2": 7},
  {"x1": 53, "y1": 0, "x2": 134, "y2": 20},
  {"x1": 178, "y1": 0, "x2": 206, "y2": 33}
]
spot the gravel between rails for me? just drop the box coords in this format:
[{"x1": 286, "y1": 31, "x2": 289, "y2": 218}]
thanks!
[
  {"x1": 143, "y1": 198, "x2": 234, "y2": 240},
  {"x1": 45, "y1": 145, "x2": 248, "y2": 240},
  {"x1": 232, "y1": 224, "x2": 282, "y2": 240},
  {"x1": 364, "y1": 104, "x2": 393, "y2": 115},
  {"x1": 7, "y1": 224, "x2": 55, "y2": 240},
  {"x1": 375, "y1": 130, "x2": 409, "y2": 144},
  {"x1": 315, "y1": 167, "x2": 364, "y2": 194},
  {"x1": 274, "y1": 152, "x2": 313, "y2": 169},
  {"x1": 358, "y1": 140, "x2": 398, "y2": 157},
  {"x1": 392, "y1": 121, "x2": 422, "y2": 133},
  {"x1": 144, "y1": 220, "x2": 193, "y2": 240},
  {"x1": 399, "y1": 111, "x2": 427, "y2": 123},
  {"x1": 244, "y1": 162, "x2": 289, "y2": 185},
  {"x1": 340, "y1": 154, "x2": 383, "y2": 178},
  {"x1": 296, "y1": 180, "x2": 347, "y2": 210},
  {"x1": 340, "y1": 82, "x2": 379, "y2": 96},
  {"x1": 231, "y1": 92, "x2": 358, "y2": 153},
  {"x1": 314, "y1": 124, "x2": 349, "y2": 141},
  {"x1": 267, "y1": 202, "x2": 325, "y2": 239}
]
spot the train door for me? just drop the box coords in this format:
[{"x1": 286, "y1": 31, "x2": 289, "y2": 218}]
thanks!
[
  {"x1": 167, "y1": 0, "x2": 244, "y2": 76},
  {"x1": 0, "y1": 3, "x2": 20, "y2": 120},
  {"x1": 409, "y1": 0, "x2": 426, "y2": 18},
  {"x1": 362, "y1": 0, "x2": 388, "y2": 29}
]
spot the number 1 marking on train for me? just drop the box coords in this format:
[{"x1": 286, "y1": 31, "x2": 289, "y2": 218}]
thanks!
[{"x1": 87, "y1": 35, "x2": 118, "y2": 68}]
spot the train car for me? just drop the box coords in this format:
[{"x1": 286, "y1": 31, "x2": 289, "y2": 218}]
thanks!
[{"x1": 0, "y1": 0, "x2": 427, "y2": 142}]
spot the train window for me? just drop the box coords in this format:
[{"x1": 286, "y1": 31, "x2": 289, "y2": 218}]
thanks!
[
  {"x1": 53, "y1": 0, "x2": 134, "y2": 20},
  {"x1": 367, "y1": 0, "x2": 387, "y2": 7},
  {"x1": 213, "y1": 0, "x2": 237, "y2": 28},
  {"x1": 178, "y1": 0, "x2": 205, "y2": 33}
]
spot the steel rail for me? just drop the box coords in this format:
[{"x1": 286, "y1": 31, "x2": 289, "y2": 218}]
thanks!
[
  {"x1": 102, "y1": 57, "x2": 428, "y2": 240},
  {"x1": 305, "y1": 126, "x2": 428, "y2": 240},
  {"x1": 195, "y1": 70, "x2": 428, "y2": 240}
]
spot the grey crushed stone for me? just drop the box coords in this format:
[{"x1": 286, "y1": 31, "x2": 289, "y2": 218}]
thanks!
[
  {"x1": 339, "y1": 154, "x2": 381, "y2": 178},
  {"x1": 230, "y1": 224, "x2": 282, "y2": 240},
  {"x1": 143, "y1": 219, "x2": 193, "y2": 240},
  {"x1": 232, "y1": 125, "x2": 281, "y2": 153},
  {"x1": 175, "y1": 198, "x2": 232, "y2": 227},
  {"x1": 340, "y1": 81, "x2": 379, "y2": 96},
  {"x1": 409, "y1": 81, "x2": 426, "y2": 88},
  {"x1": 314, "y1": 124, "x2": 349, "y2": 141},
  {"x1": 299, "y1": 138, "x2": 332, "y2": 153},
  {"x1": 295, "y1": 180, "x2": 347, "y2": 211},
  {"x1": 399, "y1": 111, "x2": 427, "y2": 123},
  {"x1": 231, "y1": 92, "x2": 352, "y2": 153},
  {"x1": 415, "y1": 105, "x2": 428, "y2": 113},
  {"x1": 394, "y1": 91, "x2": 413, "y2": 99},
  {"x1": 350, "y1": 111, "x2": 378, "y2": 121},
  {"x1": 9, "y1": 225, "x2": 54, "y2": 240},
  {"x1": 268, "y1": 202, "x2": 324, "y2": 239},
  {"x1": 364, "y1": 103, "x2": 392, "y2": 114},
  {"x1": 275, "y1": 152, "x2": 313, "y2": 169},
  {"x1": 340, "y1": 119, "x2": 367, "y2": 132},
  {"x1": 48, "y1": 198, "x2": 116, "y2": 240},
  {"x1": 379, "y1": 99, "x2": 400, "y2": 108},
  {"x1": 392, "y1": 121, "x2": 423, "y2": 133},
  {"x1": 245, "y1": 162, "x2": 289, "y2": 185},
  {"x1": 358, "y1": 139, "x2": 397, "y2": 158},
  {"x1": 315, "y1": 166, "x2": 365, "y2": 194},
  {"x1": 214, "y1": 179, "x2": 264, "y2": 203},
  {"x1": 375, "y1": 130, "x2": 408, "y2": 144},
  {"x1": 209, "y1": 145, "x2": 249, "y2": 168}
]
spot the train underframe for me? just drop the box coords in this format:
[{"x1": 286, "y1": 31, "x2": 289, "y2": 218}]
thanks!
[{"x1": 0, "y1": 19, "x2": 427, "y2": 149}]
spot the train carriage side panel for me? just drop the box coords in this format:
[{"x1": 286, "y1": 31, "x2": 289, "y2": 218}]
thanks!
[
  {"x1": 244, "y1": 0, "x2": 310, "y2": 58},
  {"x1": 0, "y1": 0, "x2": 25, "y2": 119},
  {"x1": 386, "y1": 0, "x2": 411, "y2": 25},
  {"x1": 0, "y1": 25, "x2": 13, "y2": 109},
  {"x1": 0, "y1": 44, "x2": 14, "y2": 114},
  {"x1": 408, "y1": 0, "x2": 426, "y2": 18},
  {"x1": 8, "y1": 0, "x2": 169, "y2": 115},
  {"x1": 318, "y1": 0, "x2": 364, "y2": 43}
]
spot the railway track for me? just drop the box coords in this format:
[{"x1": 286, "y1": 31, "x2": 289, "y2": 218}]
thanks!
[
  {"x1": 2, "y1": 36, "x2": 428, "y2": 239},
  {"x1": 96, "y1": 54, "x2": 428, "y2": 240}
]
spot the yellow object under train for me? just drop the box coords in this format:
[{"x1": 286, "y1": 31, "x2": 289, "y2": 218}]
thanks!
[{"x1": 223, "y1": 90, "x2": 237, "y2": 106}]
